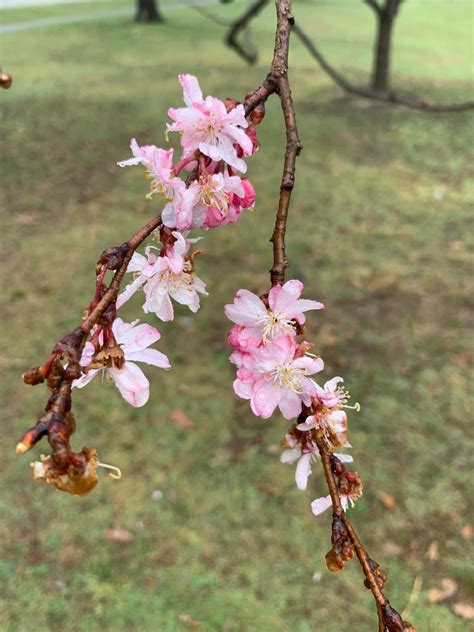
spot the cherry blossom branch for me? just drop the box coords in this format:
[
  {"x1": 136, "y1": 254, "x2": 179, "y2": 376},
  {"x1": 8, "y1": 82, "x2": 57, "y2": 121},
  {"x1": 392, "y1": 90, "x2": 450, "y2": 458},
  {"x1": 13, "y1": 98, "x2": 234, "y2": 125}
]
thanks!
[
  {"x1": 242, "y1": 0, "x2": 302, "y2": 286},
  {"x1": 313, "y1": 429, "x2": 414, "y2": 631},
  {"x1": 16, "y1": 212, "x2": 163, "y2": 492},
  {"x1": 239, "y1": 2, "x2": 415, "y2": 629},
  {"x1": 18, "y1": 2, "x2": 416, "y2": 627},
  {"x1": 82, "y1": 212, "x2": 163, "y2": 332}
]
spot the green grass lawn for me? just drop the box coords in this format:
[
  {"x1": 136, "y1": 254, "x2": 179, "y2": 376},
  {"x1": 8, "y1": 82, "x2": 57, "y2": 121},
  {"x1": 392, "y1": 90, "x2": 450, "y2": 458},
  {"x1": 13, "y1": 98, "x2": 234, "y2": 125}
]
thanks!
[{"x1": 1, "y1": 1, "x2": 473, "y2": 630}]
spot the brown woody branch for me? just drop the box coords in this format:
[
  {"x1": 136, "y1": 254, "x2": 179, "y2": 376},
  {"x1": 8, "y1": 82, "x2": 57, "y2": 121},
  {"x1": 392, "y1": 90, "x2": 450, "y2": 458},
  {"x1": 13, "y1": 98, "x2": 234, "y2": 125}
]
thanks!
[
  {"x1": 363, "y1": 0, "x2": 383, "y2": 16},
  {"x1": 243, "y1": 0, "x2": 303, "y2": 286},
  {"x1": 251, "y1": 2, "x2": 414, "y2": 628},
  {"x1": 312, "y1": 426, "x2": 415, "y2": 631},
  {"x1": 17, "y1": 212, "x2": 163, "y2": 476}
]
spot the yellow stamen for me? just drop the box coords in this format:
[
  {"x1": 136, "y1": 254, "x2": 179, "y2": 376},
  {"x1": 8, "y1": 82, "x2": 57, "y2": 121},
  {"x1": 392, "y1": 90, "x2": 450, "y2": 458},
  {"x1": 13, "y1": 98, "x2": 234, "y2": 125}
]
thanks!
[
  {"x1": 343, "y1": 402, "x2": 361, "y2": 412},
  {"x1": 98, "y1": 462, "x2": 122, "y2": 480}
]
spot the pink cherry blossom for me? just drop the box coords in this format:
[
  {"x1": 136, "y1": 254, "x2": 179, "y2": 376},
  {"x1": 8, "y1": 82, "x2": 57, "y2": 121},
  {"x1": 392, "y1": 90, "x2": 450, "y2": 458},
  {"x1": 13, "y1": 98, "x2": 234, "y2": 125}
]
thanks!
[
  {"x1": 227, "y1": 324, "x2": 261, "y2": 355},
  {"x1": 280, "y1": 433, "x2": 353, "y2": 491},
  {"x1": 233, "y1": 335, "x2": 324, "y2": 420},
  {"x1": 73, "y1": 318, "x2": 171, "y2": 408},
  {"x1": 204, "y1": 176, "x2": 255, "y2": 229},
  {"x1": 162, "y1": 170, "x2": 247, "y2": 230},
  {"x1": 225, "y1": 280, "x2": 324, "y2": 345},
  {"x1": 117, "y1": 231, "x2": 207, "y2": 321},
  {"x1": 118, "y1": 139, "x2": 185, "y2": 208},
  {"x1": 300, "y1": 377, "x2": 358, "y2": 447},
  {"x1": 167, "y1": 74, "x2": 253, "y2": 173},
  {"x1": 297, "y1": 410, "x2": 349, "y2": 448}
]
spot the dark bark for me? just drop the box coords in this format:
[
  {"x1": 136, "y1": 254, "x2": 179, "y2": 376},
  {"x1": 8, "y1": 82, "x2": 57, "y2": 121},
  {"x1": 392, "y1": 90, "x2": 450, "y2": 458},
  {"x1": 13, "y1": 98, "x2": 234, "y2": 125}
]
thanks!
[
  {"x1": 372, "y1": 12, "x2": 394, "y2": 91},
  {"x1": 368, "y1": 0, "x2": 403, "y2": 93},
  {"x1": 135, "y1": 0, "x2": 164, "y2": 23}
]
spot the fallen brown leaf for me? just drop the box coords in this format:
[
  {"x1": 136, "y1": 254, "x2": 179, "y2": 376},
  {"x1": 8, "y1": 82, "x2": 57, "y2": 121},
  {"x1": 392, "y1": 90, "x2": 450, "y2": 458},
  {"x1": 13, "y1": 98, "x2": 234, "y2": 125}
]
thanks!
[
  {"x1": 264, "y1": 444, "x2": 280, "y2": 455},
  {"x1": 382, "y1": 541, "x2": 403, "y2": 556},
  {"x1": 179, "y1": 613, "x2": 202, "y2": 628},
  {"x1": 105, "y1": 528, "x2": 134, "y2": 543},
  {"x1": 376, "y1": 490, "x2": 396, "y2": 510},
  {"x1": 461, "y1": 523, "x2": 472, "y2": 540},
  {"x1": 426, "y1": 542, "x2": 440, "y2": 562},
  {"x1": 428, "y1": 578, "x2": 457, "y2": 604},
  {"x1": 16, "y1": 213, "x2": 38, "y2": 225},
  {"x1": 170, "y1": 409, "x2": 194, "y2": 429},
  {"x1": 453, "y1": 602, "x2": 474, "y2": 620}
]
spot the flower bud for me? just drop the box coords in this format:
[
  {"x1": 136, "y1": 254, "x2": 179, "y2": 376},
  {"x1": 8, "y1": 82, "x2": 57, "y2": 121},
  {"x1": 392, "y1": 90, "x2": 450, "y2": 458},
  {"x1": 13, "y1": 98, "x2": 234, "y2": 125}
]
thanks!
[
  {"x1": 250, "y1": 103, "x2": 265, "y2": 125},
  {"x1": 325, "y1": 548, "x2": 344, "y2": 572},
  {"x1": 22, "y1": 366, "x2": 46, "y2": 385},
  {"x1": 0, "y1": 73, "x2": 12, "y2": 89}
]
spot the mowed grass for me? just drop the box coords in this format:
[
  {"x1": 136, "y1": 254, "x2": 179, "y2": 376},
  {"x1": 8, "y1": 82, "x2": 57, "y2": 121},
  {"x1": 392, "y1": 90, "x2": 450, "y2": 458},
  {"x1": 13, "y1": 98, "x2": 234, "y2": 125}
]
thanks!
[{"x1": 1, "y1": 1, "x2": 473, "y2": 630}]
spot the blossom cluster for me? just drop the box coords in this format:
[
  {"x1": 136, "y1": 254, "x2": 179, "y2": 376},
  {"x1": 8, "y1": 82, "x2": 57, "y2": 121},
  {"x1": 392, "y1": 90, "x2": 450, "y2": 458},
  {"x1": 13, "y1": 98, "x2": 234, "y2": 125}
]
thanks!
[
  {"x1": 71, "y1": 74, "x2": 258, "y2": 408},
  {"x1": 225, "y1": 280, "x2": 363, "y2": 516}
]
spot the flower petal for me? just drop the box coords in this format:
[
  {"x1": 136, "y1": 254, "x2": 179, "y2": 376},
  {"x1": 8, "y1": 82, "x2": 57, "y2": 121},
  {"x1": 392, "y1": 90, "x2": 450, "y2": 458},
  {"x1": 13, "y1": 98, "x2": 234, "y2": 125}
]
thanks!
[
  {"x1": 295, "y1": 453, "x2": 312, "y2": 490},
  {"x1": 108, "y1": 362, "x2": 150, "y2": 408},
  {"x1": 311, "y1": 495, "x2": 333, "y2": 516}
]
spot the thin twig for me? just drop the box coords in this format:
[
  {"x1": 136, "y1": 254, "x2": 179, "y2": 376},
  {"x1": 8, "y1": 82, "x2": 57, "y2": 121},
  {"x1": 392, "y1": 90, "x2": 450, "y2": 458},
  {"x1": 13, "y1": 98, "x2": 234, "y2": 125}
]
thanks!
[
  {"x1": 226, "y1": 0, "x2": 269, "y2": 64},
  {"x1": 17, "y1": 213, "x2": 163, "y2": 465}
]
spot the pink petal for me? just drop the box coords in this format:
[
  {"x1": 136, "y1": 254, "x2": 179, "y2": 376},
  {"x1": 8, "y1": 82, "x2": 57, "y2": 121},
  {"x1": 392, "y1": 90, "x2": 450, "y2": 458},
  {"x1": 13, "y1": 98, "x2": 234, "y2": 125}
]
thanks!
[
  {"x1": 178, "y1": 74, "x2": 203, "y2": 106},
  {"x1": 72, "y1": 368, "x2": 100, "y2": 389},
  {"x1": 311, "y1": 495, "x2": 333, "y2": 516},
  {"x1": 116, "y1": 275, "x2": 145, "y2": 309},
  {"x1": 224, "y1": 289, "x2": 266, "y2": 326},
  {"x1": 279, "y1": 389, "x2": 304, "y2": 420},
  {"x1": 324, "y1": 376, "x2": 344, "y2": 392},
  {"x1": 295, "y1": 453, "x2": 312, "y2": 490},
  {"x1": 233, "y1": 378, "x2": 253, "y2": 400},
  {"x1": 292, "y1": 356, "x2": 324, "y2": 375},
  {"x1": 280, "y1": 447, "x2": 302, "y2": 464},
  {"x1": 296, "y1": 416, "x2": 317, "y2": 431},
  {"x1": 127, "y1": 252, "x2": 148, "y2": 274},
  {"x1": 251, "y1": 380, "x2": 280, "y2": 419},
  {"x1": 108, "y1": 362, "x2": 150, "y2": 408},
  {"x1": 113, "y1": 321, "x2": 161, "y2": 352},
  {"x1": 268, "y1": 280, "x2": 303, "y2": 313},
  {"x1": 126, "y1": 348, "x2": 171, "y2": 370}
]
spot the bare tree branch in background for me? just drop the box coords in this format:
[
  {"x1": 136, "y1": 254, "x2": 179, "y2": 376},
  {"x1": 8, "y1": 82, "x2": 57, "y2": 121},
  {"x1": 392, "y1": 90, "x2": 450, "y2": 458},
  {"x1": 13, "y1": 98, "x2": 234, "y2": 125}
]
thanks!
[
  {"x1": 222, "y1": 0, "x2": 474, "y2": 113},
  {"x1": 226, "y1": 0, "x2": 269, "y2": 64},
  {"x1": 292, "y1": 22, "x2": 474, "y2": 113}
]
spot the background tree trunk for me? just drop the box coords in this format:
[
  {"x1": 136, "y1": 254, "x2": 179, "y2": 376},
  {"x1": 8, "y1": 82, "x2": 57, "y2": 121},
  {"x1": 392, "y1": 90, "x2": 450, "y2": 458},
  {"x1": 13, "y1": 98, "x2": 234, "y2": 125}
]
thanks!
[
  {"x1": 136, "y1": 0, "x2": 164, "y2": 23},
  {"x1": 368, "y1": 0, "x2": 403, "y2": 93},
  {"x1": 371, "y1": 12, "x2": 394, "y2": 92}
]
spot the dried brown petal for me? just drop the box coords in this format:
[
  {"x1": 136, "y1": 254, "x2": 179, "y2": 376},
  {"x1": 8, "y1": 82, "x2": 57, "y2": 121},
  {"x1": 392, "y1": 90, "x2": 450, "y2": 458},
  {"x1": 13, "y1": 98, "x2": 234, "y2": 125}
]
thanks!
[{"x1": 31, "y1": 448, "x2": 98, "y2": 496}]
